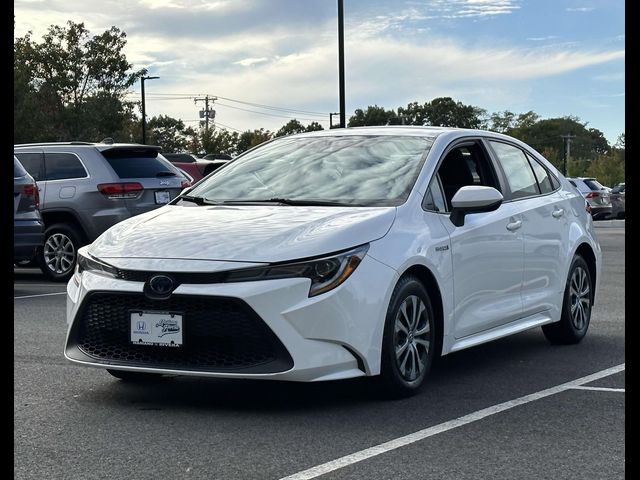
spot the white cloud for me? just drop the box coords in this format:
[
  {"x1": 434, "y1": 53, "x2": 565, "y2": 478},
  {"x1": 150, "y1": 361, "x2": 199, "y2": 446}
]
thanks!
[
  {"x1": 566, "y1": 7, "x2": 595, "y2": 12},
  {"x1": 527, "y1": 36, "x2": 558, "y2": 41},
  {"x1": 234, "y1": 57, "x2": 269, "y2": 67}
]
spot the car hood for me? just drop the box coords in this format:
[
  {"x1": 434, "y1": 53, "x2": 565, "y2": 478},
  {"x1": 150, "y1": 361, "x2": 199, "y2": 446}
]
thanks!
[{"x1": 89, "y1": 204, "x2": 396, "y2": 263}]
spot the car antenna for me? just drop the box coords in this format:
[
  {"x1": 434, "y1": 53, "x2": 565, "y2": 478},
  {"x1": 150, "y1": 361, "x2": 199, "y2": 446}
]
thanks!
[{"x1": 101, "y1": 137, "x2": 114, "y2": 144}]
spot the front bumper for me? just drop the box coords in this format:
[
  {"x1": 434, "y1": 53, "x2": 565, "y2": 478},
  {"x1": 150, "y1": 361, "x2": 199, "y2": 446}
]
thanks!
[{"x1": 65, "y1": 254, "x2": 398, "y2": 381}]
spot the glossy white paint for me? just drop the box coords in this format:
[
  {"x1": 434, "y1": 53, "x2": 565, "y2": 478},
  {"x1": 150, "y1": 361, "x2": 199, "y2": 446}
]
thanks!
[
  {"x1": 450, "y1": 185, "x2": 503, "y2": 209},
  {"x1": 65, "y1": 126, "x2": 602, "y2": 382},
  {"x1": 89, "y1": 204, "x2": 396, "y2": 263}
]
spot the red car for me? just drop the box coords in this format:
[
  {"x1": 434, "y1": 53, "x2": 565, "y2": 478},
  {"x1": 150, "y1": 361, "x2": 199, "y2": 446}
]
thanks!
[{"x1": 161, "y1": 153, "x2": 230, "y2": 182}]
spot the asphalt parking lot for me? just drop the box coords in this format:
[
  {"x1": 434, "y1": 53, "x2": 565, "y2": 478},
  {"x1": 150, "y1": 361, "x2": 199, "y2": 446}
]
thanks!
[{"x1": 14, "y1": 220, "x2": 625, "y2": 480}]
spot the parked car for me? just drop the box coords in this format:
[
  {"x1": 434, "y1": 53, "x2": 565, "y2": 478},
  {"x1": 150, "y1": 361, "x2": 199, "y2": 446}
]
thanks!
[
  {"x1": 610, "y1": 182, "x2": 625, "y2": 219},
  {"x1": 14, "y1": 142, "x2": 189, "y2": 281},
  {"x1": 202, "y1": 153, "x2": 232, "y2": 160},
  {"x1": 14, "y1": 155, "x2": 44, "y2": 263},
  {"x1": 162, "y1": 153, "x2": 230, "y2": 182},
  {"x1": 65, "y1": 127, "x2": 600, "y2": 397},
  {"x1": 566, "y1": 177, "x2": 612, "y2": 220}
]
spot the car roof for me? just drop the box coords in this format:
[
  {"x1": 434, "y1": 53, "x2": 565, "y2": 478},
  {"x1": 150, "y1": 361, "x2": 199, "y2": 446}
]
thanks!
[{"x1": 14, "y1": 142, "x2": 161, "y2": 152}]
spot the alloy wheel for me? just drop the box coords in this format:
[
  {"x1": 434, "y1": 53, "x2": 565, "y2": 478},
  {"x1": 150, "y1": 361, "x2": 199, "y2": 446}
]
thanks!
[
  {"x1": 43, "y1": 233, "x2": 76, "y2": 275},
  {"x1": 393, "y1": 295, "x2": 430, "y2": 382},
  {"x1": 569, "y1": 266, "x2": 590, "y2": 330}
]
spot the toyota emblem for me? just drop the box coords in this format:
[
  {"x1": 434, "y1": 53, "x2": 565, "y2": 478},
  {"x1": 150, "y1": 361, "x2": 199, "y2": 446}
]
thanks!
[{"x1": 148, "y1": 275, "x2": 174, "y2": 296}]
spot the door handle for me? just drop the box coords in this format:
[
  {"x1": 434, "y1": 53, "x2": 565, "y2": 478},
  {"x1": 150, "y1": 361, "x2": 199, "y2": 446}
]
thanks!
[
  {"x1": 506, "y1": 220, "x2": 522, "y2": 231},
  {"x1": 552, "y1": 208, "x2": 564, "y2": 218}
]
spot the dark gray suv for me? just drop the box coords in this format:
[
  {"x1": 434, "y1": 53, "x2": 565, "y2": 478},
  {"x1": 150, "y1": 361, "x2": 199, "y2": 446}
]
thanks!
[{"x1": 14, "y1": 142, "x2": 188, "y2": 281}]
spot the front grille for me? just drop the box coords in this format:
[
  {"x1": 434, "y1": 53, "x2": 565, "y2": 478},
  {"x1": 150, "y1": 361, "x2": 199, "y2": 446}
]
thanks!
[
  {"x1": 115, "y1": 269, "x2": 228, "y2": 284},
  {"x1": 66, "y1": 292, "x2": 293, "y2": 374}
]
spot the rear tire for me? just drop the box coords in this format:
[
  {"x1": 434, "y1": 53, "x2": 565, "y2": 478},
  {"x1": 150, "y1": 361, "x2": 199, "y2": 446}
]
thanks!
[
  {"x1": 107, "y1": 369, "x2": 163, "y2": 382},
  {"x1": 378, "y1": 276, "x2": 436, "y2": 398},
  {"x1": 37, "y1": 223, "x2": 83, "y2": 282},
  {"x1": 542, "y1": 255, "x2": 592, "y2": 345}
]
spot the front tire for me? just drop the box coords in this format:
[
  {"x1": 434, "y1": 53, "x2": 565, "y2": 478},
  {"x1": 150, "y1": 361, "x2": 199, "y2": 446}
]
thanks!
[
  {"x1": 37, "y1": 223, "x2": 83, "y2": 282},
  {"x1": 379, "y1": 276, "x2": 436, "y2": 398},
  {"x1": 542, "y1": 255, "x2": 592, "y2": 345}
]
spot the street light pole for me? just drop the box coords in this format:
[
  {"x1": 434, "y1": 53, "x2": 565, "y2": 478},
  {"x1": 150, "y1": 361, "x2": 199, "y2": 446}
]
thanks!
[
  {"x1": 141, "y1": 75, "x2": 159, "y2": 144},
  {"x1": 337, "y1": 0, "x2": 345, "y2": 128}
]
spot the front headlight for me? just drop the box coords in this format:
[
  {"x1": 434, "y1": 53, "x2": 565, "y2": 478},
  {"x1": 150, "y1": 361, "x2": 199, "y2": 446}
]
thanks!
[
  {"x1": 76, "y1": 252, "x2": 118, "y2": 278},
  {"x1": 226, "y1": 244, "x2": 369, "y2": 297}
]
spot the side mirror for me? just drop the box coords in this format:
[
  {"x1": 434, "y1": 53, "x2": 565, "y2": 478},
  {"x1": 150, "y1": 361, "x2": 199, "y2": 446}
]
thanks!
[{"x1": 450, "y1": 186, "x2": 503, "y2": 227}]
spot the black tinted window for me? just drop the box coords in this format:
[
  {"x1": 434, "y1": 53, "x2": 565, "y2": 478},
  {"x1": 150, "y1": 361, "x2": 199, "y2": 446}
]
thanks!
[
  {"x1": 102, "y1": 151, "x2": 176, "y2": 178},
  {"x1": 45, "y1": 153, "x2": 87, "y2": 180},
  {"x1": 15, "y1": 152, "x2": 45, "y2": 181},
  {"x1": 526, "y1": 154, "x2": 554, "y2": 194},
  {"x1": 584, "y1": 179, "x2": 605, "y2": 190},
  {"x1": 14, "y1": 157, "x2": 28, "y2": 178}
]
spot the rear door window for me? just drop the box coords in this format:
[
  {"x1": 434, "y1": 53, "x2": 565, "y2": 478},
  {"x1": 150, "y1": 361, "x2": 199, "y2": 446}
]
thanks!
[
  {"x1": 102, "y1": 150, "x2": 177, "y2": 178},
  {"x1": 489, "y1": 141, "x2": 539, "y2": 199},
  {"x1": 14, "y1": 157, "x2": 28, "y2": 178},
  {"x1": 45, "y1": 153, "x2": 88, "y2": 180},
  {"x1": 15, "y1": 152, "x2": 45, "y2": 181},
  {"x1": 526, "y1": 154, "x2": 554, "y2": 194}
]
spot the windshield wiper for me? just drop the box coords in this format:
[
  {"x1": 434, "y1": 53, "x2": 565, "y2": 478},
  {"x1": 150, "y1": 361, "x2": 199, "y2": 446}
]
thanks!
[
  {"x1": 179, "y1": 195, "x2": 219, "y2": 206},
  {"x1": 222, "y1": 198, "x2": 361, "y2": 207}
]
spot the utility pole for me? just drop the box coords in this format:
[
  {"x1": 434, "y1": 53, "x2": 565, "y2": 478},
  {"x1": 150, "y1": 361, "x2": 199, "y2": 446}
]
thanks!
[
  {"x1": 194, "y1": 95, "x2": 217, "y2": 130},
  {"x1": 337, "y1": 0, "x2": 346, "y2": 128},
  {"x1": 561, "y1": 134, "x2": 576, "y2": 175},
  {"x1": 329, "y1": 112, "x2": 340, "y2": 129},
  {"x1": 140, "y1": 75, "x2": 159, "y2": 144}
]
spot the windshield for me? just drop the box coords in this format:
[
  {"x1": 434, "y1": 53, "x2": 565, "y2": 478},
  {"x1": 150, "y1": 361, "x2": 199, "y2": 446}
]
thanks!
[{"x1": 187, "y1": 135, "x2": 434, "y2": 206}]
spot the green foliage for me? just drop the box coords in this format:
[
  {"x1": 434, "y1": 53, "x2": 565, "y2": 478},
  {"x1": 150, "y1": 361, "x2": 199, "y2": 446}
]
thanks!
[
  {"x1": 348, "y1": 105, "x2": 398, "y2": 127},
  {"x1": 275, "y1": 119, "x2": 306, "y2": 137},
  {"x1": 199, "y1": 128, "x2": 240, "y2": 156},
  {"x1": 236, "y1": 128, "x2": 273, "y2": 153},
  {"x1": 147, "y1": 115, "x2": 188, "y2": 152},
  {"x1": 586, "y1": 147, "x2": 625, "y2": 186},
  {"x1": 305, "y1": 121, "x2": 324, "y2": 132},
  {"x1": 14, "y1": 21, "x2": 143, "y2": 143}
]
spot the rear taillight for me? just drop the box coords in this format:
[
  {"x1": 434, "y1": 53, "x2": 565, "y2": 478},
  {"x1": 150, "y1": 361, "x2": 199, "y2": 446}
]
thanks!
[
  {"x1": 22, "y1": 184, "x2": 40, "y2": 209},
  {"x1": 97, "y1": 182, "x2": 144, "y2": 199},
  {"x1": 585, "y1": 192, "x2": 599, "y2": 199},
  {"x1": 180, "y1": 180, "x2": 191, "y2": 189}
]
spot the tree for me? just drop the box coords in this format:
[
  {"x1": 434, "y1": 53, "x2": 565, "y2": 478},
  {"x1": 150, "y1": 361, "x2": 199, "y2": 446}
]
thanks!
[
  {"x1": 147, "y1": 115, "x2": 188, "y2": 152},
  {"x1": 489, "y1": 110, "x2": 516, "y2": 133},
  {"x1": 14, "y1": 21, "x2": 143, "y2": 142},
  {"x1": 275, "y1": 119, "x2": 306, "y2": 137},
  {"x1": 397, "y1": 102, "x2": 429, "y2": 126},
  {"x1": 236, "y1": 129, "x2": 273, "y2": 153},
  {"x1": 201, "y1": 128, "x2": 240, "y2": 155},
  {"x1": 305, "y1": 121, "x2": 324, "y2": 132},
  {"x1": 348, "y1": 105, "x2": 398, "y2": 127},
  {"x1": 424, "y1": 97, "x2": 487, "y2": 129}
]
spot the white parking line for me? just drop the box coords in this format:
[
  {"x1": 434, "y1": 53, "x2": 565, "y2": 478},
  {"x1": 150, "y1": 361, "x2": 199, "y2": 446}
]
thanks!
[
  {"x1": 568, "y1": 386, "x2": 625, "y2": 393},
  {"x1": 14, "y1": 292, "x2": 67, "y2": 300},
  {"x1": 279, "y1": 363, "x2": 625, "y2": 480}
]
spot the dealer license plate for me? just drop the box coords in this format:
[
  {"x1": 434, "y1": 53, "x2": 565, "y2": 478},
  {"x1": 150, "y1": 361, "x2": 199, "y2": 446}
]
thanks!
[
  {"x1": 155, "y1": 191, "x2": 171, "y2": 204},
  {"x1": 130, "y1": 311, "x2": 183, "y2": 347}
]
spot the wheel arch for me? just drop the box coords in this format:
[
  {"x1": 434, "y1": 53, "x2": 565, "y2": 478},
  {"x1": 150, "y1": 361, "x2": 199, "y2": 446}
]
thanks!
[
  {"x1": 399, "y1": 264, "x2": 444, "y2": 358},
  {"x1": 40, "y1": 209, "x2": 88, "y2": 243}
]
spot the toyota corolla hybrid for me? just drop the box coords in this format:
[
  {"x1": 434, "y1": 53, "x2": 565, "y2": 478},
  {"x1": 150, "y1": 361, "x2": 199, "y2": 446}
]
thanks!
[{"x1": 65, "y1": 126, "x2": 601, "y2": 397}]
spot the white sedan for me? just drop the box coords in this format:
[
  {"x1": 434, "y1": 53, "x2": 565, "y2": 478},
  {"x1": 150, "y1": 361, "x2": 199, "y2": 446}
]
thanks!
[{"x1": 65, "y1": 126, "x2": 601, "y2": 397}]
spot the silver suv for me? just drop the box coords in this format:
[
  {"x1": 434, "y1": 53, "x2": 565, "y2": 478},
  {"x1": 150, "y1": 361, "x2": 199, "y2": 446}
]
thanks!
[
  {"x1": 14, "y1": 142, "x2": 188, "y2": 281},
  {"x1": 566, "y1": 177, "x2": 612, "y2": 220}
]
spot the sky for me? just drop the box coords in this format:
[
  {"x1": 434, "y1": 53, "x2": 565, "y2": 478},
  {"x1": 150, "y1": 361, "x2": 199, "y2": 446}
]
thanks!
[{"x1": 14, "y1": 0, "x2": 625, "y2": 143}]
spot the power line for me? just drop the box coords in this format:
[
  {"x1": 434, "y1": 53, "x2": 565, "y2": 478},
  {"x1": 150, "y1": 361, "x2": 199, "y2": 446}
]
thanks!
[
  {"x1": 127, "y1": 91, "x2": 328, "y2": 116},
  {"x1": 215, "y1": 102, "x2": 326, "y2": 121}
]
